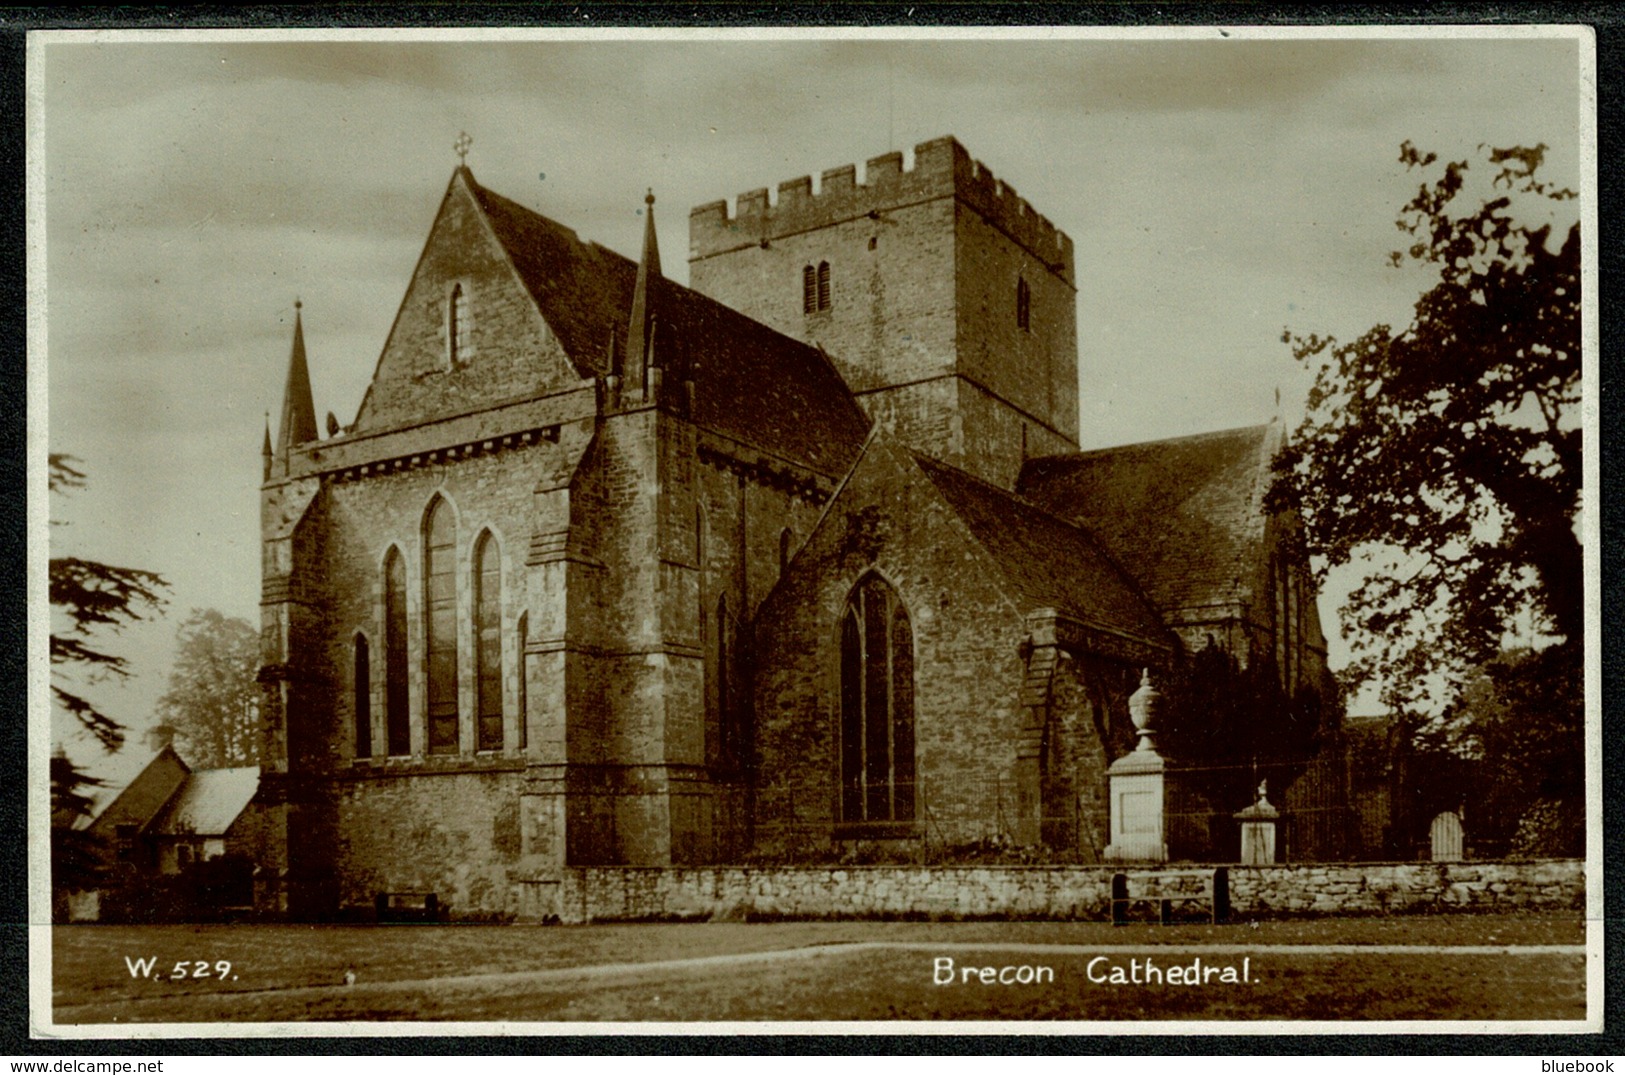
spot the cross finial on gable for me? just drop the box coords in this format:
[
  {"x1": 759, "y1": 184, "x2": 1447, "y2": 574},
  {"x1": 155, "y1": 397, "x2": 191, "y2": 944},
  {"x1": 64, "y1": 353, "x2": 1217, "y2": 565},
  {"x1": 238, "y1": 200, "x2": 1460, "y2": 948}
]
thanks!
[{"x1": 454, "y1": 131, "x2": 473, "y2": 164}]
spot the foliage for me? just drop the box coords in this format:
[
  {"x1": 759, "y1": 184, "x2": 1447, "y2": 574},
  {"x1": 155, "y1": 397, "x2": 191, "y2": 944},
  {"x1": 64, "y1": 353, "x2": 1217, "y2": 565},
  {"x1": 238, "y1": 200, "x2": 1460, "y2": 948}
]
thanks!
[
  {"x1": 1414, "y1": 643, "x2": 1583, "y2": 857},
  {"x1": 1271, "y1": 143, "x2": 1580, "y2": 712},
  {"x1": 155, "y1": 608, "x2": 261, "y2": 769},
  {"x1": 50, "y1": 454, "x2": 169, "y2": 750},
  {"x1": 50, "y1": 751, "x2": 110, "y2": 897},
  {"x1": 1161, "y1": 642, "x2": 1332, "y2": 811}
]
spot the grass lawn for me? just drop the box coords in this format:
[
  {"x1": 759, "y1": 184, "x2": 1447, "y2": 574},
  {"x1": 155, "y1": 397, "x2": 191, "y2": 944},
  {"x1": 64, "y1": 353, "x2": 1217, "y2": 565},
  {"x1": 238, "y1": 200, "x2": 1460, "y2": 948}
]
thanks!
[{"x1": 50, "y1": 914, "x2": 1587, "y2": 1025}]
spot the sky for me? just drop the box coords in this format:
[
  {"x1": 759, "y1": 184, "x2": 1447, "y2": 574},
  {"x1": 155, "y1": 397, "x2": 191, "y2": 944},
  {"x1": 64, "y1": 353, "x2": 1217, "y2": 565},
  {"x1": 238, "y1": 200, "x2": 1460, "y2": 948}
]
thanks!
[{"x1": 34, "y1": 28, "x2": 1586, "y2": 776}]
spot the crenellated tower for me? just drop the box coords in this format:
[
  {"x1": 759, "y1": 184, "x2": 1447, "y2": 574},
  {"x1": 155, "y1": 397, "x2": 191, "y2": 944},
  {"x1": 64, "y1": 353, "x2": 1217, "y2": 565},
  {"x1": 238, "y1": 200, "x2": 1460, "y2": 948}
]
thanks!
[{"x1": 688, "y1": 135, "x2": 1079, "y2": 489}]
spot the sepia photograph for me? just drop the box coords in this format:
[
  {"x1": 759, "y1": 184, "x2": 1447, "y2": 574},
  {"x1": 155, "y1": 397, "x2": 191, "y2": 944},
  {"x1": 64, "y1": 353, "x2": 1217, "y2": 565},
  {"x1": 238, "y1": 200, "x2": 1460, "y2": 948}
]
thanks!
[{"x1": 30, "y1": 24, "x2": 1597, "y2": 1036}]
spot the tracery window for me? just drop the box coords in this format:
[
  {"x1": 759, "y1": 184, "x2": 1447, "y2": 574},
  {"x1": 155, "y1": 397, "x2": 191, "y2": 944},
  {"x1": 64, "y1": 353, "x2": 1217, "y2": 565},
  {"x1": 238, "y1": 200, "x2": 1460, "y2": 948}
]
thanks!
[
  {"x1": 353, "y1": 634, "x2": 371, "y2": 759},
  {"x1": 424, "y1": 497, "x2": 459, "y2": 754},
  {"x1": 383, "y1": 549, "x2": 410, "y2": 756},
  {"x1": 839, "y1": 574, "x2": 915, "y2": 825},
  {"x1": 474, "y1": 531, "x2": 502, "y2": 752}
]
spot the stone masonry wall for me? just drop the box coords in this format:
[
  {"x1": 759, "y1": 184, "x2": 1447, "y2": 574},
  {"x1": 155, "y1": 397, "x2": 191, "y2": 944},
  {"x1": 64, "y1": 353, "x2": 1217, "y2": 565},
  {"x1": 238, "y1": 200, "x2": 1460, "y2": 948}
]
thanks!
[
  {"x1": 553, "y1": 859, "x2": 1584, "y2": 924},
  {"x1": 752, "y1": 438, "x2": 1042, "y2": 854},
  {"x1": 353, "y1": 170, "x2": 583, "y2": 434}
]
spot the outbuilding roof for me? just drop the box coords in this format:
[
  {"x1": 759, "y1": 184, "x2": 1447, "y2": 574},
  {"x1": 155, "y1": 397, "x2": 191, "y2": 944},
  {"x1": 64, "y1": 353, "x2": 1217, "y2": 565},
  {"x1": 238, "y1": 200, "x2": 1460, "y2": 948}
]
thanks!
[{"x1": 148, "y1": 767, "x2": 261, "y2": 838}]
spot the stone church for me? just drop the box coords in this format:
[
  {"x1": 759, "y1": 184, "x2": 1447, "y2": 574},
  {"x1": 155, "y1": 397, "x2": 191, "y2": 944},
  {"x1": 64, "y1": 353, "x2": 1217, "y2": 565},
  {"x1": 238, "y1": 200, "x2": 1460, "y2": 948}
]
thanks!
[{"x1": 257, "y1": 136, "x2": 1336, "y2": 919}]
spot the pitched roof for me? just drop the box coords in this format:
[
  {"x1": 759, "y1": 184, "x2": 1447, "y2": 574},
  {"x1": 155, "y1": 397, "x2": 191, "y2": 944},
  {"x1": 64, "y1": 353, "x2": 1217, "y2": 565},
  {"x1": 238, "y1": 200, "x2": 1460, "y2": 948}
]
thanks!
[
  {"x1": 912, "y1": 453, "x2": 1169, "y2": 647},
  {"x1": 469, "y1": 177, "x2": 870, "y2": 474},
  {"x1": 1017, "y1": 423, "x2": 1280, "y2": 615},
  {"x1": 149, "y1": 767, "x2": 261, "y2": 838}
]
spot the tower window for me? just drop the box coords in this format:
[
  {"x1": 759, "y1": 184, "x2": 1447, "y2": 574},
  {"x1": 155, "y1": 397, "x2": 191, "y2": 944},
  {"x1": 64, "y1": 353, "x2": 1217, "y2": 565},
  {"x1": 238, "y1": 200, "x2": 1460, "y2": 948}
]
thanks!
[
  {"x1": 424, "y1": 497, "x2": 459, "y2": 754},
  {"x1": 383, "y1": 549, "x2": 410, "y2": 756},
  {"x1": 353, "y1": 634, "x2": 371, "y2": 759},
  {"x1": 839, "y1": 574, "x2": 916, "y2": 826},
  {"x1": 448, "y1": 283, "x2": 470, "y2": 366},
  {"x1": 803, "y1": 262, "x2": 832, "y2": 313},
  {"x1": 474, "y1": 531, "x2": 502, "y2": 752},
  {"x1": 1016, "y1": 277, "x2": 1031, "y2": 332}
]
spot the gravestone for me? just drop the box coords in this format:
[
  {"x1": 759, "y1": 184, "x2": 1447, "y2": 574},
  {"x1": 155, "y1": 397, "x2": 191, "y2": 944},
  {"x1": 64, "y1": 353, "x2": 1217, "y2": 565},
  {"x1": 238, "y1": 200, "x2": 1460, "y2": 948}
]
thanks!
[
  {"x1": 1429, "y1": 810, "x2": 1465, "y2": 862},
  {"x1": 1234, "y1": 780, "x2": 1280, "y2": 865}
]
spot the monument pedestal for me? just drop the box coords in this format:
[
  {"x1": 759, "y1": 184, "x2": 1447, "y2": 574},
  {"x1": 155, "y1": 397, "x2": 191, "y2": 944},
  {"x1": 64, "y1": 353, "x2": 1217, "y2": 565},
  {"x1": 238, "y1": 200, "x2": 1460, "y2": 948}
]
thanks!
[
  {"x1": 1103, "y1": 747, "x2": 1168, "y2": 863},
  {"x1": 1234, "y1": 784, "x2": 1280, "y2": 865},
  {"x1": 1104, "y1": 669, "x2": 1170, "y2": 863}
]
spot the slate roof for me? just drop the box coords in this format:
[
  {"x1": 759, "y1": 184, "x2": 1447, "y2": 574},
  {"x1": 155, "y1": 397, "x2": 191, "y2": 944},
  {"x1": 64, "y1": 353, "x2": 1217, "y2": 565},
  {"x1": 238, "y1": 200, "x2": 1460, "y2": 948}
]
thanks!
[
  {"x1": 1017, "y1": 423, "x2": 1281, "y2": 616},
  {"x1": 149, "y1": 767, "x2": 261, "y2": 838},
  {"x1": 913, "y1": 453, "x2": 1170, "y2": 648},
  {"x1": 470, "y1": 178, "x2": 871, "y2": 475}
]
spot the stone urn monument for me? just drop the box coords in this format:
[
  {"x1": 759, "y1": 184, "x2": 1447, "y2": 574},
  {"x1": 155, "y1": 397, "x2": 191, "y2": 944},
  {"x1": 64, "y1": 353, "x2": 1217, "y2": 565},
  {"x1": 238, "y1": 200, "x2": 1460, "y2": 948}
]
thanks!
[{"x1": 1104, "y1": 669, "x2": 1169, "y2": 862}]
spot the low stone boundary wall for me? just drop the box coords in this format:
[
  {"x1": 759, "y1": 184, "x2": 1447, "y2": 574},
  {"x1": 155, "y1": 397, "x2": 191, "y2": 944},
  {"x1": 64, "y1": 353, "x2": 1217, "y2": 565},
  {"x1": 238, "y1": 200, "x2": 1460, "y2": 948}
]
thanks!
[{"x1": 554, "y1": 860, "x2": 1583, "y2": 924}]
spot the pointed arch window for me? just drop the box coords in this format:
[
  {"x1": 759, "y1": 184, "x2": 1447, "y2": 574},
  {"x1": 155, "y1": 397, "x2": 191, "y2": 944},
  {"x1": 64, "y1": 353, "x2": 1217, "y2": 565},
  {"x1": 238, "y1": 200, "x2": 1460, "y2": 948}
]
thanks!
[
  {"x1": 448, "y1": 283, "x2": 470, "y2": 367},
  {"x1": 474, "y1": 531, "x2": 503, "y2": 752},
  {"x1": 353, "y1": 634, "x2": 372, "y2": 759},
  {"x1": 816, "y1": 261, "x2": 831, "y2": 311},
  {"x1": 1016, "y1": 276, "x2": 1031, "y2": 331},
  {"x1": 424, "y1": 498, "x2": 459, "y2": 754},
  {"x1": 515, "y1": 612, "x2": 529, "y2": 752},
  {"x1": 717, "y1": 595, "x2": 746, "y2": 769},
  {"x1": 383, "y1": 549, "x2": 410, "y2": 756},
  {"x1": 839, "y1": 575, "x2": 915, "y2": 826}
]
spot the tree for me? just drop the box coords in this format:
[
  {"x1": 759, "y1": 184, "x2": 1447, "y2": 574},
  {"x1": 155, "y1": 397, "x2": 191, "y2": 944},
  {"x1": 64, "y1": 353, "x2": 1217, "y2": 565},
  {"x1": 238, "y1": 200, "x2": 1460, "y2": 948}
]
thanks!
[
  {"x1": 50, "y1": 454, "x2": 169, "y2": 750},
  {"x1": 1271, "y1": 142, "x2": 1580, "y2": 714},
  {"x1": 50, "y1": 749, "x2": 110, "y2": 913},
  {"x1": 155, "y1": 608, "x2": 261, "y2": 769},
  {"x1": 1417, "y1": 644, "x2": 1584, "y2": 857}
]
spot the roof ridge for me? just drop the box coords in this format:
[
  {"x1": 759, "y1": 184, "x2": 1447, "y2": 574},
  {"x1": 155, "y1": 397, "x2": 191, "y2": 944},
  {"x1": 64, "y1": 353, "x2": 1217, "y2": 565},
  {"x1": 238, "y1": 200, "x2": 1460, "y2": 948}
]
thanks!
[
  {"x1": 472, "y1": 180, "x2": 851, "y2": 381},
  {"x1": 913, "y1": 450, "x2": 1110, "y2": 538},
  {"x1": 1028, "y1": 421, "x2": 1274, "y2": 468}
]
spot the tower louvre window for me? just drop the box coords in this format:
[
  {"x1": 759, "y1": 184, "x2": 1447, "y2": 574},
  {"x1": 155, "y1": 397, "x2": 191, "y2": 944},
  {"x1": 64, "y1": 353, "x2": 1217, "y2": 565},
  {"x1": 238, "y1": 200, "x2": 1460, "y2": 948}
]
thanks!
[
  {"x1": 424, "y1": 497, "x2": 459, "y2": 754},
  {"x1": 839, "y1": 574, "x2": 915, "y2": 826},
  {"x1": 803, "y1": 262, "x2": 832, "y2": 313},
  {"x1": 383, "y1": 549, "x2": 410, "y2": 757},
  {"x1": 474, "y1": 531, "x2": 502, "y2": 752},
  {"x1": 353, "y1": 634, "x2": 371, "y2": 759},
  {"x1": 1016, "y1": 276, "x2": 1031, "y2": 331}
]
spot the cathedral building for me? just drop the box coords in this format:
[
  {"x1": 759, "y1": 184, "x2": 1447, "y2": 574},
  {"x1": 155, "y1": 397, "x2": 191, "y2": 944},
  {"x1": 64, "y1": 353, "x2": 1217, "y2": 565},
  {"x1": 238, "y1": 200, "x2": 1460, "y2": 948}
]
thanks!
[{"x1": 257, "y1": 136, "x2": 1335, "y2": 919}]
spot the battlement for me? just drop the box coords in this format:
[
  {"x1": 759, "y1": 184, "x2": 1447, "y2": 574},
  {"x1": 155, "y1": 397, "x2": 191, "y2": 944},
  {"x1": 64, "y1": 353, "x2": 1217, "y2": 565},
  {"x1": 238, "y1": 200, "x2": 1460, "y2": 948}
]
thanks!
[{"x1": 689, "y1": 136, "x2": 1074, "y2": 285}]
